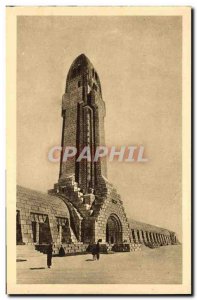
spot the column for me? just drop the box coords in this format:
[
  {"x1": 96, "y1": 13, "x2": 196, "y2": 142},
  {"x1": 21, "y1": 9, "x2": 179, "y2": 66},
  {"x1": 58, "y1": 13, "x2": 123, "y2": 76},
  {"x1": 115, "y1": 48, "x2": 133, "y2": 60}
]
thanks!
[
  {"x1": 166, "y1": 236, "x2": 169, "y2": 245},
  {"x1": 159, "y1": 234, "x2": 162, "y2": 245},
  {"x1": 146, "y1": 231, "x2": 151, "y2": 243},
  {"x1": 160, "y1": 234, "x2": 163, "y2": 244},
  {"x1": 36, "y1": 222, "x2": 39, "y2": 244},
  {"x1": 153, "y1": 233, "x2": 157, "y2": 244},
  {"x1": 159, "y1": 234, "x2": 162, "y2": 244},
  {"x1": 153, "y1": 232, "x2": 157, "y2": 244},
  {"x1": 157, "y1": 234, "x2": 160, "y2": 244},
  {"x1": 156, "y1": 233, "x2": 159, "y2": 243},
  {"x1": 156, "y1": 233, "x2": 160, "y2": 244},
  {"x1": 139, "y1": 230, "x2": 144, "y2": 244},
  {"x1": 142, "y1": 230, "x2": 147, "y2": 243},
  {"x1": 136, "y1": 230, "x2": 140, "y2": 243},
  {"x1": 134, "y1": 230, "x2": 139, "y2": 244},
  {"x1": 59, "y1": 225, "x2": 62, "y2": 244},
  {"x1": 150, "y1": 232, "x2": 154, "y2": 244},
  {"x1": 148, "y1": 232, "x2": 152, "y2": 243}
]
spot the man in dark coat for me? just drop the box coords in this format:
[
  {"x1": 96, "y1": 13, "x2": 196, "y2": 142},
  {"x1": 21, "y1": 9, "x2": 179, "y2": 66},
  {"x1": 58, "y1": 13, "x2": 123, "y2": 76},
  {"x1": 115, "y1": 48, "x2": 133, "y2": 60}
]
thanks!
[
  {"x1": 47, "y1": 243, "x2": 53, "y2": 268},
  {"x1": 95, "y1": 240, "x2": 101, "y2": 260},
  {"x1": 91, "y1": 244, "x2": 97, "y2": 260}
]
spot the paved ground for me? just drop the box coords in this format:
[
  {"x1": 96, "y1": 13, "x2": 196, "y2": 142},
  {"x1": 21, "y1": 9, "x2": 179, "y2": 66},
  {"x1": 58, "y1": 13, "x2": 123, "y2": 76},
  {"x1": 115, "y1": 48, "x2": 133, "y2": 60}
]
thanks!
[{"x1": 17, "y1": 245, "x2": 182, "y2": 284}]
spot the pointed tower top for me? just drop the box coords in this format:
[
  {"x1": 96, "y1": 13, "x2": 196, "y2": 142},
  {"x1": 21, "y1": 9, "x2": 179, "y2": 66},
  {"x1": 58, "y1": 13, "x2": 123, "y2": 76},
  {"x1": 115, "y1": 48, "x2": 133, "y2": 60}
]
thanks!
[{"x1": 66, "y1": 54, "x2": 101, "y2": 92}]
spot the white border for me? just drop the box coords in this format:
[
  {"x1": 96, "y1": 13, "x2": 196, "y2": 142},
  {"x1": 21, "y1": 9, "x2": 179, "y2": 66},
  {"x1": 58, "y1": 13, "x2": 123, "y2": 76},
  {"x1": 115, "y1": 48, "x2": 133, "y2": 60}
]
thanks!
[{"x1": 2, "y1": 2, "x2": 193, "y2": 299}]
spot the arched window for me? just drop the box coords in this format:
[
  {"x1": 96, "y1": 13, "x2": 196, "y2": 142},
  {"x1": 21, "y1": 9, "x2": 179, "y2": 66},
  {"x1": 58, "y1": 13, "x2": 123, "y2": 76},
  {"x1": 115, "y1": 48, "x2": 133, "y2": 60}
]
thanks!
[
  {"x1": 78, "y1": 81, "x2": 81, "y2": 88},
  {"x1": 92, "y1": 68, "x2": 95, "y2": 77},
  {"x1": 95, "y1": 72, "x2": 98, "y2": 80}
]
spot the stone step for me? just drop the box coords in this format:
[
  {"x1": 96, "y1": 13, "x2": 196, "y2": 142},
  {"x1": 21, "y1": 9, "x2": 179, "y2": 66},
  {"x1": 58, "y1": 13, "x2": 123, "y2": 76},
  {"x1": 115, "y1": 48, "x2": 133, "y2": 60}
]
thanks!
[{"x1": 54, "y1": 243, "x2": 89, "y2": 256}]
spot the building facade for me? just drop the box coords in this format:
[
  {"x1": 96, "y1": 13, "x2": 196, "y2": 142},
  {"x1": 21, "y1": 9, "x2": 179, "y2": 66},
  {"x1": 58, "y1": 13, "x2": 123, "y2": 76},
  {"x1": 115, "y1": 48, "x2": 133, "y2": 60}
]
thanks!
[{"x1": 16, "y1": 54, "x2": 179, "y2": 253}]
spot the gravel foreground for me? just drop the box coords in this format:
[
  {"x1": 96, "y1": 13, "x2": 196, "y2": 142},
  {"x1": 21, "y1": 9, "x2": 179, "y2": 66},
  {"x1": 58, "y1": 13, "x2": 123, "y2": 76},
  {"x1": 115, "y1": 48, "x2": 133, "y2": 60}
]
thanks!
[{"x1": 17, "y1": 245, "x2": 182, "y2": 284}]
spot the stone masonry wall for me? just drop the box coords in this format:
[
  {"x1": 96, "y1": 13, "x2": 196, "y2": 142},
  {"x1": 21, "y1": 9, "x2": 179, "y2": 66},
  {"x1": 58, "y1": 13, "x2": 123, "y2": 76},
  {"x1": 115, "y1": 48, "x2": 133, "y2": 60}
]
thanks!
[
  {"x1": 81, "y1": 179, "x2": 130, "y2": 244},
  {"x1": 17, "y1": 186, "x2": 72, "y2": 245}
]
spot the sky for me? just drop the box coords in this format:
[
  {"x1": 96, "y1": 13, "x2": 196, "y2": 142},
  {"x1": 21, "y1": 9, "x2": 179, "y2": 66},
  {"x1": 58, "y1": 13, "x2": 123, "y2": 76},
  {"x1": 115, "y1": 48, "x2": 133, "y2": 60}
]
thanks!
[{"x1": 17, "y1": 16, "x2": 182, "y2": 239}]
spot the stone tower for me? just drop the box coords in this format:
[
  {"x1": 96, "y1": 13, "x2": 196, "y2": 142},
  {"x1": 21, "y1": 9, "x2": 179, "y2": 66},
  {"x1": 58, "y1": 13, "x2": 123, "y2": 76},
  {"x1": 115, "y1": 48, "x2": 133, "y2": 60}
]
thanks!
[
  {"x1": 53, "y1": 54, "x2": 130, "y2": 244},
  {"x1": 59, "y1": 54, "x2": 107, "y2": 194}
]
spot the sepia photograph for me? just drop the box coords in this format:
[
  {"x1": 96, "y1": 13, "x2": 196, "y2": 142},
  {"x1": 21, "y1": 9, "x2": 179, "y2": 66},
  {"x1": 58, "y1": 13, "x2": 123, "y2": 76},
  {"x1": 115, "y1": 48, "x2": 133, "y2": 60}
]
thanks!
[{"x1": 6, "y1": 6, "x2": 191, "y2": 295}]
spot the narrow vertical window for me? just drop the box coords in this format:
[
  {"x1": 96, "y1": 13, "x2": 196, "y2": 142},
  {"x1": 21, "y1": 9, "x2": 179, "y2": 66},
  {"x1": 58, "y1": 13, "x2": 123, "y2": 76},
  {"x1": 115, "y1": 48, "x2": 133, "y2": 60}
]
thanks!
[{"x1": 77, "y1": 65, "x2": 81, "y2": 75}]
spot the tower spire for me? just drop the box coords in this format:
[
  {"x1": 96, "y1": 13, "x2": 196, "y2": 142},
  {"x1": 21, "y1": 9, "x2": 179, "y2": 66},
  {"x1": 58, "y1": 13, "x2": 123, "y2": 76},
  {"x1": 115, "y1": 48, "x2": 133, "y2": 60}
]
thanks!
[{"x1": 59, "y1": 54, "x2": 107, "y2": 194}]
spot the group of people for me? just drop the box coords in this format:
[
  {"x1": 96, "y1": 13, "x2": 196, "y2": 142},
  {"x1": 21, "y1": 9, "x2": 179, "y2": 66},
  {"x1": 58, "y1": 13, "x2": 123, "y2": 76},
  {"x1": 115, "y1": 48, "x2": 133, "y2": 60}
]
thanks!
[{"x1": 46, "y1": 240, "x2": 101, "y2": 268}]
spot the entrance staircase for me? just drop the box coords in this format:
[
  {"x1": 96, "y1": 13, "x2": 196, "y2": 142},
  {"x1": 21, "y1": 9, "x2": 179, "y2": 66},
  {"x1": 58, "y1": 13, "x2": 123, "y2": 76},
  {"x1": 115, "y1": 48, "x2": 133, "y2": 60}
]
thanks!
[{"x1": 51, "y1": 177, "x2": 94, "y2": 218}]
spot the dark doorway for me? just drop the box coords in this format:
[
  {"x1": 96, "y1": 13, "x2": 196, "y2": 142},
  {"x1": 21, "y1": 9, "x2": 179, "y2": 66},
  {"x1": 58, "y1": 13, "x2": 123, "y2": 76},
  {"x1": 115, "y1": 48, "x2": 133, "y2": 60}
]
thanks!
[
  {"x1": 32, "y1": 221, "x2": 37, "y2": 243},
  {"x1": 31, "y1": 213, "x2": 52, "y2": 244},
  {"x1": 16, "y1": 210, "x2": 23, "y2": 244},
  {"x1": 137, "y1": 230, "x2": 141, "y2": 242},
  {"x1": 62, "y1": 225, "x2": 72, "y2": 243},
  {"x1": 39, "y1": 218, "x2": 52, "y2": 244},
  {"x1": 106, "y1": 214, "x2": 122, "y2": 244},
  {"x1": 131, "y1": 229, "x2": 136, "y2": 243}
]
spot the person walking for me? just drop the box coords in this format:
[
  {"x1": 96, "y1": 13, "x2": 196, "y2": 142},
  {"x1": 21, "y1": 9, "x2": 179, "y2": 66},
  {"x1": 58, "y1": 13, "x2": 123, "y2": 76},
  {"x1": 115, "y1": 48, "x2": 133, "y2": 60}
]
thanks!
[
  {"x1": 47, "y1": 243, "x2": 53, "y2": 268},
  {"x1": 95, "y1": 240, "x2": 101, "y2": 260}
]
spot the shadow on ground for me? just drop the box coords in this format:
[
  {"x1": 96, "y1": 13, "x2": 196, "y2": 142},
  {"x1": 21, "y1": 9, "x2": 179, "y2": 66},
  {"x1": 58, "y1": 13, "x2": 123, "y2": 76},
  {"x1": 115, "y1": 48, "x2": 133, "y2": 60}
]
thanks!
[
  {"x1": 30, "y1": 267, "x2": 45, "y2": 270},
  {"x1": 17, "y1": 259, "x2": 27, "y2": 262}
]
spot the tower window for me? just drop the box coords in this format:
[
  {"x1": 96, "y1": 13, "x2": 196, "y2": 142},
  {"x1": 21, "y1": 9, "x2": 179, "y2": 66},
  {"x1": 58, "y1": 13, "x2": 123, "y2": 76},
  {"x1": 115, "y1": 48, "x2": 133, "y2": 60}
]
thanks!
[
  {"x1": 95, "y1": 72, "x2": 98, "y2": 80},
  {"x1": 92, "y1": 69, "x2": 95, "y2": 77},
  {"x1": 78, "y1": 81, "x2": 81, "y2": 87},
  {"x1": 77, "y1": 65, "x2": 81, "y2": 75}
]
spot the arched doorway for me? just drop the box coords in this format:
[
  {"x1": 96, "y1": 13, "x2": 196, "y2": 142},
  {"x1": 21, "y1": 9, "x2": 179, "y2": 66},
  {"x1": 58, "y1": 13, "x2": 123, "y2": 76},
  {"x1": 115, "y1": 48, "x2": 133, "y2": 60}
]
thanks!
[{"x1": 106, "y1": 214, "x2": 122, "y2": 244}]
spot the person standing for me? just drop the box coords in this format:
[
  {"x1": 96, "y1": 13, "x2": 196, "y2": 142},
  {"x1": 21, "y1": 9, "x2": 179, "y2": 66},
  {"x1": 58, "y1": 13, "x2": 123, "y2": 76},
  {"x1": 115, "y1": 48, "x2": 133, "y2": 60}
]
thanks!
[
  {"x1": 95, "y1": 240, "x2": 101, "y2": 260},
  {"x1": 91, "y1": 244, "x2": 97, "y2": 260},
  {"x1": 59, "y1": 244, "x2": 65, "y2": 257},
  {"x1": 47, "y1": 243, "x2": 53, "y2": 268}
]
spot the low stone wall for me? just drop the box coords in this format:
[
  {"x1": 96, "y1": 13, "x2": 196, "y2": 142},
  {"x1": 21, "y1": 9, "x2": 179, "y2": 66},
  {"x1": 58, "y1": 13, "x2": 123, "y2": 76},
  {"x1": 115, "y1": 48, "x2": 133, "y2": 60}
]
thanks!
[
  {"x1": 112, "y1": 243, "x2": 131, "y2": 252},
  {"x1": 36, "y1": 243, "x2": 89, "y2": 256},
  {"x1": 130, "y1": 243, "x2": 142, "y2": 252}
]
